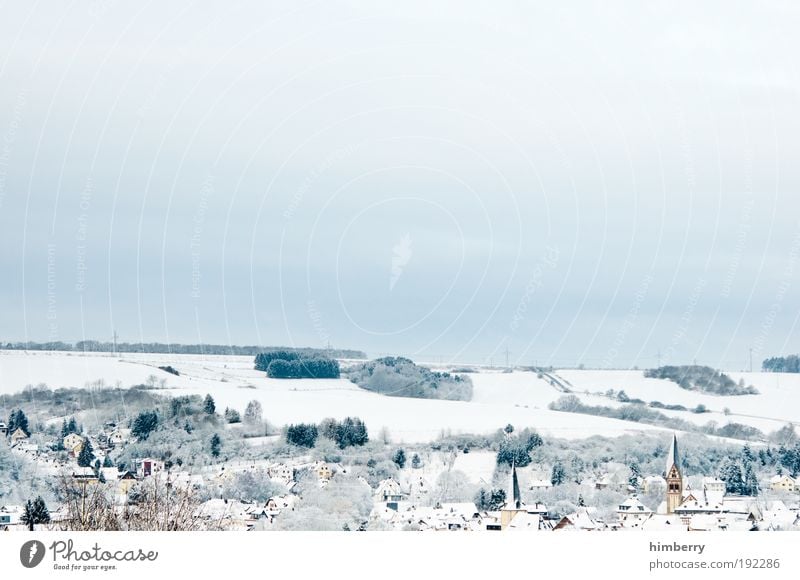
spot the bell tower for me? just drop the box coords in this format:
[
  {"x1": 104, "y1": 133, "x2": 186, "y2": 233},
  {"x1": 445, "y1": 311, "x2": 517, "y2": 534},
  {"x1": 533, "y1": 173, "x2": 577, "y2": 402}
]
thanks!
[{"x1": 665, "y1": 434, "x2": 683, "y2": 514}]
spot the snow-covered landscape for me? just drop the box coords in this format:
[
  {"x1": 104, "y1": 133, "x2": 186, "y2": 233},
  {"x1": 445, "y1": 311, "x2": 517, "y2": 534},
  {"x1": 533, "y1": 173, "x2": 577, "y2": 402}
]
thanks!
[
  {"x1": 2, "y1": 346, "x2": 800, "y2": 535},
  {"x1": 3, "y1": 350, "x2": 798, "y2": 444}
]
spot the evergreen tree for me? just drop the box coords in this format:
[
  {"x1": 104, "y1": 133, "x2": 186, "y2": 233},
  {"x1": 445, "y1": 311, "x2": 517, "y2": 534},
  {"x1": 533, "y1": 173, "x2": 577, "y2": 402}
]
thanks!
[
  {"x1": 286, "y1": 423, "x2": 318, "y2": 448},
  {"x1": 7, "y1": 409, "x2": 30, "y2": 436},
  {"x1": 411, "y1": 453, "x2": 422, "y2": 469},
  {"x1": 102, "y1": 455, "x2": 114, "y2": 468},
  {"x1": 743, "y1": 461, "x2": 759, "y2": 496},
  {"x1": 131, "y1": 410, "x2": 159, "y2": 441},
  {"x1": 392, "y1": 448, "x2": 407, "y2": 469},
  {"x1": 476, "y1": 488, "x2": 506, "y2": 510},
  {"x1": 203, "y1": 394, "x2": 216, "y2": 415},
  {"x1": 210, "y1": 433, "x2": 222, "y2": 458},
  {"x1": 719, "y1": 458, "x2": 744, "y2": 494},
  {"x1": 577, "y1": 494, "x2": 586, "y2": 507},
  {"x1": 551, "y1": 461, "x2": 566, "y2": 486},
  {"x1": 224, "y1": 408, "x2": 241, "y2": 423},
  {"x1": 497, "y1": 432, "x2": 543, "y2": 468},
  {"x1": 331, "y1": 417, "x2": 368, "y2": 449},
  {"x1": 570, "y1": 456, "x2": 585, "y2": 483},
  {"x1": 77, "y1": 439, "x2": 95, "y2": 468},
  {"x1": 628, "y1": 461, "x2": 642, "y2": 490},
  {"x1": 504, "y1": 423, "x2": 515, "y2": 434},
  {"x1": 21, "y1": 496, "x2": 50, "y2": 531},
  {"x1": 475, "y1": 488, "x2": 488, "y2": 510},
  {"x1": 488, "y1": 489, "x2": 506, "y2": 510}
]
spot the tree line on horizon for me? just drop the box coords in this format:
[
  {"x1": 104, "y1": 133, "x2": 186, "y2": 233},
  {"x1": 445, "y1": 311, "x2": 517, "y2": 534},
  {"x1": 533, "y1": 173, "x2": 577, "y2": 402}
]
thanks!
[
  {"x1": 1, "y1": 341, "x2": 366, "y2": 359},
  {"x1": 762, "y1": 355, "x2": 800, "y2": 373}
]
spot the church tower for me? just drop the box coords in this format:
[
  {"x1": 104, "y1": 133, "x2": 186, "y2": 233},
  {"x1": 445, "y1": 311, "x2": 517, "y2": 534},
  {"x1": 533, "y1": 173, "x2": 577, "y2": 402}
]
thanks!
[
  {"x1": 500, "y1": 462, "x2": 524, "y2": 529},
  {"x1": 665, "y1": 434, "x2": 683, "y2": 514}
]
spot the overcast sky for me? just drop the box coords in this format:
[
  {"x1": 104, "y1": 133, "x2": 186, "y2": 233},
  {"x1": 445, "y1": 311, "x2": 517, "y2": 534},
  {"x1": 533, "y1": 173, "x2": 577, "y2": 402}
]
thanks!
[{"x1": 1, "y1": 1, "x2": 799, "y2": 368}]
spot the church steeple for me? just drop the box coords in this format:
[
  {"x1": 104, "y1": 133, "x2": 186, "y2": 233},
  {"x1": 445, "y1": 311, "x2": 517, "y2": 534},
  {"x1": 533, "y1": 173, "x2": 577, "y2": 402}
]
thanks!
[
  {"x1": 665, "y1": 434, "x2": 683, "y2": 514},
  {"x1": 507, "y1": 462, "x2": 521, "y2": 510},
  {"x1": 499, "y1": 462, "x2": 524, "y2": 529}
]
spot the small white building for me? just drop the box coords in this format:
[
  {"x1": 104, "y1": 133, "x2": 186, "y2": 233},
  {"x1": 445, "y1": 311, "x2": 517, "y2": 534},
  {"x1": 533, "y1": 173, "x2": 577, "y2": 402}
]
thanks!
[
  {"x1": 136, "y1": 458, "x2": 165, "y2": 478},
  {"x1": 616, "y1": 496, "x2": 653, "y2": 528},
  {"x1": 108, "y1": 428, "x2": 132, "y2": 446},
  {"x1": 0, "y1": 505, "x2": 22, "y2": 527}
]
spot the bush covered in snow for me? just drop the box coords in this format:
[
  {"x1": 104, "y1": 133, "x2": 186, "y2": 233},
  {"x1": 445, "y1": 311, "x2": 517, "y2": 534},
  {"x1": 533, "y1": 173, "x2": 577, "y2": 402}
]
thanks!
[
  {"x1": 345, "y1": 356, "x2": 473, "y2": 401},
  {"x1": 644, "y1": 365, "x2": 758, "y2": 395}
]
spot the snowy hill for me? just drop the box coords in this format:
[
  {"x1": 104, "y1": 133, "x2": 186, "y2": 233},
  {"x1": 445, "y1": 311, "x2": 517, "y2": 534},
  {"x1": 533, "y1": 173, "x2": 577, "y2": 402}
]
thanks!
[{"x1": 1, "y1": 350, "x2": 797, "y2": 443}]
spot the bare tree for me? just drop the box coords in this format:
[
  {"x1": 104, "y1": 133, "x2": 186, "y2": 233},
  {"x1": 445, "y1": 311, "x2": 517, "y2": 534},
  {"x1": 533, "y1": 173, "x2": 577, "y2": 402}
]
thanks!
[
  {"x1": 56, "y1": 474, "x2": 208, "y2": 531},
  {"x1": 122, "y1": 478, "x2": 206, "y2": 531},
  {"x1": 56, "y1": 476, "x2": 121, "y2": 531}
]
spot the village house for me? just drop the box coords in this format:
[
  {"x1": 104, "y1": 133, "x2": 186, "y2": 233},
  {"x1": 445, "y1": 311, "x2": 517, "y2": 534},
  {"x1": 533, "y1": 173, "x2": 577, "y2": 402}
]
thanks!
[
  {"x1": 10, "y1": 428, "x2": 29, "y2": 445},
  {"x1": 314, "y1": 461, "x2": 334, "y2": 483},
  {"x1": 13, "y1": 441, "x2": 40, "y2": 457},
  {"x1": 63, "y1": 433, "x2": 84, "y2": 454},
  {"x1": 195, "y1": 499, "x2": 250, "y2": 530},
  {"x1": 770, "y1": 474, "x2": 797, "y2": 493},
  {"x1": 117, "y1": 471, "x2": 138, "y2": 494},
  {"x1": 375, "y1": 478, "x2": 406, "y2": 508},
  {"x1": 136, "y1": 458, "x2": 165, "y2": 478},
  {"x1": 528, "y1": 478, "x2": 553, "y2": 490},
  {"x1": 0, "y1": 505, "x2": 22, "y2": 527},
  {"x1": 71, "y1": 466, "x2": 100, "y2": 484},
  {"x1": 267, "y1": 463, "x2": 294, "y2": 484},
  {"x1": 108, "y1": 428, "x2": 132, "y2": 447},
  {"x1": 247, "y1": 495, "x2": 298, "y2": 525},
  {"x1": 616, "y1": 496, "x2": 652, "y2": 528},
  {"x1": 553, "y1": 507, "x2": 603, "y2": 531},
  {"x1": 0, "y1": 421, "x2": 7, "y2": 436}
]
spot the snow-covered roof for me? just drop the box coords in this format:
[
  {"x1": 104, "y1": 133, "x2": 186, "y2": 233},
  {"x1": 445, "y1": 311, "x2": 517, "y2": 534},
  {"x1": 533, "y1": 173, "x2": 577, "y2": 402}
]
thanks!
[{"x1": 617, "y1": 496, "x2": 652, "y2": 513}]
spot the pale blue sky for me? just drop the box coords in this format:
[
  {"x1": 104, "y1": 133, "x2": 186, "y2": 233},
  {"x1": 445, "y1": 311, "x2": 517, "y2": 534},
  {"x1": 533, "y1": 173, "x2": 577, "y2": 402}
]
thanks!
[{"x1": 1, "y1": 1, "x2": 799, "y2": 368}]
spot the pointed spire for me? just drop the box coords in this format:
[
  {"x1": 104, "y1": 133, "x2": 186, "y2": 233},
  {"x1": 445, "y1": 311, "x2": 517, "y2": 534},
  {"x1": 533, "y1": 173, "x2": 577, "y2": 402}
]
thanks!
[
  {"x1": 507, "y1": 461, "x2": 521, "y2": 509},
  {"x1": 666, "y1": 433, "x2": 680, "y2": 474}
]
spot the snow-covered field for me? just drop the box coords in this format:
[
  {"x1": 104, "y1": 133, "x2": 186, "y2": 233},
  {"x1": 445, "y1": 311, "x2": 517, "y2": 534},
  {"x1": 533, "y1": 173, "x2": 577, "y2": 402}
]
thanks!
[
  {"x1": 2, "y1": 350, "x2": 797, "y2": 443},
  {"x1": 0, "y1": 351, "x2": 662, "y2": 442},
  {"x1": 557, "y1": 369, "x2": 800, "y2": 434}
]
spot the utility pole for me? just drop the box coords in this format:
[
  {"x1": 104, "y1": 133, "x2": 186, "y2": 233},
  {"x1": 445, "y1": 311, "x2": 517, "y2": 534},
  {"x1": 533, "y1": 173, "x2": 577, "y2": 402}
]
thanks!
[
  {"x1": 504, "y1": 344, "x2": 511, "y2": 370},
  {"x1": 112, "y1": 330, "x2": 118, "y2": 355}
]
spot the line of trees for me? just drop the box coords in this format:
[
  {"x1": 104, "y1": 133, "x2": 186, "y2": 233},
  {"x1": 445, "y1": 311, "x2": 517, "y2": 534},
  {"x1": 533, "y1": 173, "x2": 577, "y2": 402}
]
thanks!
[
  {"x1": 644, "y1": 365, "x2": 758, "y2": 395},
  {"x1": 254, "y1": 351, "x2": 341, "y2": 379},
  {"x1": 1, "y1": 341, "x2": 366, "y2": 359},
  {"x1": 286, "y1": 417, "x2": 369, "y2": 449},
  {"x1": 266, "y1": 358, "x2": 340, "y2": 379},
  {"x1": 549, "y1": 395, "x2": 766, "y2": 442},
  {"x1": 763, "y1": 355, "x2": 800, "y2": 373}
]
